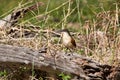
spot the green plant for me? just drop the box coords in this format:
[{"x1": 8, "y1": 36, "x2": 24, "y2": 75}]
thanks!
[
  {"x1": 59, "y1": 73, "x2": 71, "y2": 80},
  {"x1": 0, "y1": 70, "x2": 7, "y2": 77}
]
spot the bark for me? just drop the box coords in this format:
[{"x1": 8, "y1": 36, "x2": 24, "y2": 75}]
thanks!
[{"x1": 0, "y1": 44, "x2": 119, "y2": 80}]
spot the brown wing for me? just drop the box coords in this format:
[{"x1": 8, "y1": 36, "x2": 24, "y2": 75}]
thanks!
[{"x1": 71, "y1": 38, "x2": 76, "y2": 48}]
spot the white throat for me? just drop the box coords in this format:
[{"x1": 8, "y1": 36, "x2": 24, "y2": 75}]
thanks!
[{"x1": 62, "y1": 32, "x2": 71, "y2": 44}]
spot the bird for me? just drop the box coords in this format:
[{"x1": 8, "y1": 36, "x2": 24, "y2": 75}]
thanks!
[{"x1": 60, "y1": 29, "x2": 76, "y2": 52}]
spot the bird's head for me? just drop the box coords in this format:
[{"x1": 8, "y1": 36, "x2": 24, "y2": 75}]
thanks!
[{"x1": 60, "y1": 29, "x2": 71, "y2": 37}]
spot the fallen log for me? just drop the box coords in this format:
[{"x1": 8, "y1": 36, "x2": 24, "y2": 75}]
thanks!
[{"x1": 0, "y1": 44, "x2": 119, "y2": 80}]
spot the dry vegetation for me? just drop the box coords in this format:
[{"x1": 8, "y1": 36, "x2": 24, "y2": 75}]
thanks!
[{"x1": 0, "y1": 0, "x2": 120, "y2": 80}]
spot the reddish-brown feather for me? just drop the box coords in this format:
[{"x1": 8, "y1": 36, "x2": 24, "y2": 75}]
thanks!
[{"x1": 71, "y1": 37, "x2": 76, "y2": 48}]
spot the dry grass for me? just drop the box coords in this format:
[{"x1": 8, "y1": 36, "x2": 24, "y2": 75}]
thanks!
[
  {"x1": 0, "y1": 0, "x2": 120, "y2": 80},
  {"x1": 0, "y1": 9, "x2": 119, "y2": 65},
  {"x1": 81, "y1": 9, "x2": 120, "y2": 65}
]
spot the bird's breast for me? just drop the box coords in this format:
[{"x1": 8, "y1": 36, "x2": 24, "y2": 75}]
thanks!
[{"x1": 62, "y1": 36, "x2": 72, "y2": 48}]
